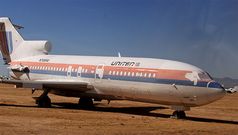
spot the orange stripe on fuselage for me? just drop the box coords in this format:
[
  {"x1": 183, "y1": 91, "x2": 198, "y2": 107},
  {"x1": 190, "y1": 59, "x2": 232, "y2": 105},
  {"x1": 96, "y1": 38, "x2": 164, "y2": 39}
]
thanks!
[{"x1": 10, "y1": 61, "x2": 191, "y2": 81}]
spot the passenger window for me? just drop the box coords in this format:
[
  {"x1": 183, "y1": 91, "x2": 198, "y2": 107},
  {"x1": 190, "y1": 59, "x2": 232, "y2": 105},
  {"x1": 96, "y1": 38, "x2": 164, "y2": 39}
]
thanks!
[{"x1": 124, "y1": 72, "x2": 127, "y2": 76}]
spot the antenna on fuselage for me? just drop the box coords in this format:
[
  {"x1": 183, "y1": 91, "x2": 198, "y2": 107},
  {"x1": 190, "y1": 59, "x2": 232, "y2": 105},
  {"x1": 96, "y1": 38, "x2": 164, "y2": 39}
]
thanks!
[{"x1": 118, "y1": 52, "x2": 121, "y2": 57}]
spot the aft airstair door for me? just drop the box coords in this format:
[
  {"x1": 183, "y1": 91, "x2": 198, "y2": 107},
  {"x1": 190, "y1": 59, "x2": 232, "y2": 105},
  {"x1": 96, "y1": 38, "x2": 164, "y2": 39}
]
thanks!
[{"x1": 67, "y1": 66, "x2": 72, "y2": 77}]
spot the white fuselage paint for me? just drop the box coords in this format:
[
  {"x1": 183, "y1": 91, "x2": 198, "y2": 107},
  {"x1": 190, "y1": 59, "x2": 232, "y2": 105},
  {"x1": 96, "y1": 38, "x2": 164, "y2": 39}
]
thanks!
[
  {"x1": 0, "y1": 17, "x2": 225, "y2": 111},
  {"x1": 9, "y1": 55, "x2": 226, "y2": 108}
]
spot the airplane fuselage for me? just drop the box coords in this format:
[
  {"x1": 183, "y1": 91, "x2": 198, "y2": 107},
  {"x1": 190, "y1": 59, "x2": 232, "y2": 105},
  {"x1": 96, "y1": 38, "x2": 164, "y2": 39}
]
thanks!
[
  {"x1": 0, "y1": 17, "x2": 227, "y2": 118},
  {"x1": 9, "y1": 55, "x2": 225, "y2": 108}
]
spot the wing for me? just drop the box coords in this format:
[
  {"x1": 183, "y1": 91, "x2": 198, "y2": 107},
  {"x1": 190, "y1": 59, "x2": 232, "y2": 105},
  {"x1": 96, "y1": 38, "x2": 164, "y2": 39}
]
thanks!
[{"x1": 1, "y1": 79, "x2": 94, "y2": 92}]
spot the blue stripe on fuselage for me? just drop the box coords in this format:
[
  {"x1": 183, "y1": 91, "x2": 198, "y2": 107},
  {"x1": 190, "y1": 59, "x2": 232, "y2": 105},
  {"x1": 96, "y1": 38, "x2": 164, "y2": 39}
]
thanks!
[{"x1": 16, "y1": 69, "x2": 222, "y2": 89}]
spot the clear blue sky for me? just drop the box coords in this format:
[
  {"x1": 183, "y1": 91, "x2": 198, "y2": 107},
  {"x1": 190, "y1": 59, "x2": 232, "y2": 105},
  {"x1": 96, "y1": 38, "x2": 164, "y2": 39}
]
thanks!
[{"x1": 0, "y1": 0, "x2": 238, "y2": 78}]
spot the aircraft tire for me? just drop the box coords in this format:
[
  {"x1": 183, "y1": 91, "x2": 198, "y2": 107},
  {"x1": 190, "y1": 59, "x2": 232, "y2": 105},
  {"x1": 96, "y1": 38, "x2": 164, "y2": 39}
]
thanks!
[
  {"x1": 37, "y1": 96, "x2": 52, "y2": 108},
  {"x1": 171, "y1": 111, "x2": 186, "y2": 119},
  {"x1": 78, "y1": 97, "x2": 93, "y2": 108}
]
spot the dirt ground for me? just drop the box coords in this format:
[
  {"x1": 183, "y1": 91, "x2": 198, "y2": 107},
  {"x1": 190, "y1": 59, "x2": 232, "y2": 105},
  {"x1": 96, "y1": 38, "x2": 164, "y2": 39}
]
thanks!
[{"x1": 0, "y1": 84, "x2": 237, "y2": 135}]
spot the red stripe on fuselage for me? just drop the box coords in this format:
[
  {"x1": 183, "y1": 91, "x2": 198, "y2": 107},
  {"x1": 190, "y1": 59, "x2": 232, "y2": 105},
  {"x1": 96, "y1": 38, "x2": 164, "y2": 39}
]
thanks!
[{"x1": 10, "y1": 61, "x2": 192, "y2": 81}]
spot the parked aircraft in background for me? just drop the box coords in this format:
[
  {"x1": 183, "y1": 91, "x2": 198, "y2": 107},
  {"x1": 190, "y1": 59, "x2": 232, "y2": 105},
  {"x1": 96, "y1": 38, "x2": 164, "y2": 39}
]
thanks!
[
  {"x1": 225, "y1": 86, "x2": 237, "y2": 93},
  {"x1": 0, "y1": 17, "x2": 225, "y2": 119}
]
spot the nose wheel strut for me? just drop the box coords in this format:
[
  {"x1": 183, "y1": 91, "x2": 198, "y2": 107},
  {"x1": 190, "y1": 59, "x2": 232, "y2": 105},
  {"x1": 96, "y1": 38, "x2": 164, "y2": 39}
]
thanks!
[
  {"x1": 171, "y1": 111, "x2": 186, "y2": 119},
  {"x1": 170, "y1": 106, "x2": 190, "y2": 119}
]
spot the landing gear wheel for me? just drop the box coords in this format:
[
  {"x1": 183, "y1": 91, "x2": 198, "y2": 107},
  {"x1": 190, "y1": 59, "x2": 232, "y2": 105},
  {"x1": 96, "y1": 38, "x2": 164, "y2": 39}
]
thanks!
[
  {"x1": 37, "y1": 96, "x2": 52, "y2": 108},
  {"x1": 171, "y1": 111, "x2": 186, "y2": 119},
  {"x1": 78, "y1": 97, "x2": 93, "y2": 108}
]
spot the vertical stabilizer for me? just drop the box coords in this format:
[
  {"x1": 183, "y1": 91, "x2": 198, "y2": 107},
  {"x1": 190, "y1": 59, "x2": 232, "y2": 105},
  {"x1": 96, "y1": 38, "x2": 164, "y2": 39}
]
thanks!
[
  {"x1": 0, "y1": 17, "x2": 24, "y2": 64},
  {"x1": 0, "y1": 17, "x2": 51, "y2": 63},
  {"x1": 0, "y1": 22, "x2": 11, "y2": 64}
]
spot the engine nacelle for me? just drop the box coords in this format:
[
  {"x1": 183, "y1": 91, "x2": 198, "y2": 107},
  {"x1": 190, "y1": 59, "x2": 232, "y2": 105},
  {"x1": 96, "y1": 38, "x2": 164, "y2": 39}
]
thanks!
[
  {"x1": 11, "y1": 40, "x2": 52, "y2": 60},
  {"x1": 25, "y1": 41, "x2": 52, "y2": 54}
]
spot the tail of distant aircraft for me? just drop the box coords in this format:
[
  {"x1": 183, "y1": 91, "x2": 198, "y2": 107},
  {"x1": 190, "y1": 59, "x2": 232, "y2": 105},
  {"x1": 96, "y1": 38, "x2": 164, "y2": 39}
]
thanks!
[{"x1": 0, "y1": 17, "x2": 52, "y2": 64}]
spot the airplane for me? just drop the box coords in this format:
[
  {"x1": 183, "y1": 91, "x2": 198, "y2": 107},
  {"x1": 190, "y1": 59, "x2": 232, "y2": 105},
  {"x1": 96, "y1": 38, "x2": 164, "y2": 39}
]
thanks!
[{"x1": 0, "y1": 17, "x2": 225, "y2": 119}]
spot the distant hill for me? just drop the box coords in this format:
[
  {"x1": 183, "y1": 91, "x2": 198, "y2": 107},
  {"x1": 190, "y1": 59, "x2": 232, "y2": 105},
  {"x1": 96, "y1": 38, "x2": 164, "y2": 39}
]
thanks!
[{"x1": 214, "y1": 77, "x2": 238, "y2": 88}]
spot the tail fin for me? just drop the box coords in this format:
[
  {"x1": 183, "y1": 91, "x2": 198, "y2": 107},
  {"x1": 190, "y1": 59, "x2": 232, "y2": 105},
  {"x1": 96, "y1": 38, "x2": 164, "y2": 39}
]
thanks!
[
  {"x1": 0, "y1": 17, "x2": 24, "y2": 64},
  {"x1": 0, "y1": 17, "x2": 52, "y2": 64}
]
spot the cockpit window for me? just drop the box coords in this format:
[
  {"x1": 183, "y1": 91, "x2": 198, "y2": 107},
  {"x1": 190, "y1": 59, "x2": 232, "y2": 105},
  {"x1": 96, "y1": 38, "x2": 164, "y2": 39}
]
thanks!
[
  {"x1": 206, "y1": 72, "x2": 214, "y2": 80},
  {"x1": 198, "y1": 72, "x2": 213, "y2": 81}
]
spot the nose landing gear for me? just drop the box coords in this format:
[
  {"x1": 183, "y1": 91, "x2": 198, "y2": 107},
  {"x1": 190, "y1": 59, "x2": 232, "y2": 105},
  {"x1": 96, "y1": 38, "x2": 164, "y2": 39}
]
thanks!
[
  {"x1": 170, "y1": 106, "x2": 190, "y2": 119},
  {"x1": 171, "y1": 111, "x2": 186, "y2": 119}
]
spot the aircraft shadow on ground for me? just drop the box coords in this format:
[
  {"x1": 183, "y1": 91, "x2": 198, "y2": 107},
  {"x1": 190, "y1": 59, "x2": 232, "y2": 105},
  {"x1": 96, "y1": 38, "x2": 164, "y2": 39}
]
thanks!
[
  {"x1": 53, "y1": 102, "x2": 170, "y2": 118},
  {"x1": 1, "y1": 102, "x2": 238, "y2": 125},
  {"x1": 53, "y1": 102, "x2": 238, "y2": 125}
]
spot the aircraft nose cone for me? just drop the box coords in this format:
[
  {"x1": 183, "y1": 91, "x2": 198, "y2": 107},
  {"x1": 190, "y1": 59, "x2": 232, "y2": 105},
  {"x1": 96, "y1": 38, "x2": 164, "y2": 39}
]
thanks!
[{"x1": 207, "y1": 81, "x2": 226, "y2": 100}]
